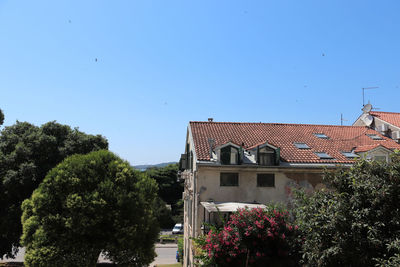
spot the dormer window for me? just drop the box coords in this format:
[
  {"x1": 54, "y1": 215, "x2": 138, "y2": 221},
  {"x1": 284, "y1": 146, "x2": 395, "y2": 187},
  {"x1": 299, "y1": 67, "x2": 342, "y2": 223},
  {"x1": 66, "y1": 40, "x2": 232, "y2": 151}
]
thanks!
[
  {"x1": 258, "y1": 146, "x2": 275, "y2": 166},
  {"x1": 366, "y1": 134, "x2": 383, "y2": 140},
  {"x1": 220, "y1": 145, "x2": 239, "y2": 165},
  {"x1": 314, "y1": 133, "x2": 329, "y2": 139}
]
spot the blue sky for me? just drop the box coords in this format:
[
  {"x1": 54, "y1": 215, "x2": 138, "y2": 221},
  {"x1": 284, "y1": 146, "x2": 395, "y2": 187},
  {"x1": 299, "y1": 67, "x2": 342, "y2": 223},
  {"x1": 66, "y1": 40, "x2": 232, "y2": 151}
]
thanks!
[{"x1": 1, "y1": 1, "x2": 400, "y2": 164}]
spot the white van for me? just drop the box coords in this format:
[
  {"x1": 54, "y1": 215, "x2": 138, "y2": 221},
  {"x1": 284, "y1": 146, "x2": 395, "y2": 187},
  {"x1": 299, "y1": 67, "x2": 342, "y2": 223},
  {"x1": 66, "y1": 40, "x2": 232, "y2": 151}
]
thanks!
[{"x1": 172, "y1": 223, "x2": 183, "y2": 234}]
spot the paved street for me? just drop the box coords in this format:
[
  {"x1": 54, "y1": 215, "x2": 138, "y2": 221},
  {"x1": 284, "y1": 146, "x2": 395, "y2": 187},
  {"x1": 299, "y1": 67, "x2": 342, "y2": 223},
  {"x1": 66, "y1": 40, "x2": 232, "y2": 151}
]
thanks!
[
  {"x1": 1, "y1": 244, "x2": 178, "y2": 266},
  {"x1": 151, "y1": 243, "x2": 179, "y2": 267}
]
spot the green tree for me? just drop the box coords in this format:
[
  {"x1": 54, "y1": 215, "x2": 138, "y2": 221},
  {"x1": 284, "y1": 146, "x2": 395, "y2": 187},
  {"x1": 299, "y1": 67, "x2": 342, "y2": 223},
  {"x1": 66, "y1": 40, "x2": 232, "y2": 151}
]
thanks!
[
  {"x1": 0, "y1": 121, "x2": 108, "y2": 258},
  {"x1": 21, "y1": 150, "x2": 159, "y2": 267},
  {"x1": 146, "y1": 164, "x2": 184, "y2": 227},
  {"x1": 146, "y1": 163, "x2": 182, "y2": 204},
  {"x1": 0, "y1": 108, "x2": 4, "y2": 126},
  {"x1": 294, "y1": 153, "x2": 400, "y2": 266}
]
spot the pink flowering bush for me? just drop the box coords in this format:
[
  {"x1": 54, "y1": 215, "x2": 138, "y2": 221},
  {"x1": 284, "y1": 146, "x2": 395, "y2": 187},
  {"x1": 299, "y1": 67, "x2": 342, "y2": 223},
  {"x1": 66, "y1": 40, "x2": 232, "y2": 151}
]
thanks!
[{"x1": 196, "y1": 207, "x2": 301, "y2": 267}]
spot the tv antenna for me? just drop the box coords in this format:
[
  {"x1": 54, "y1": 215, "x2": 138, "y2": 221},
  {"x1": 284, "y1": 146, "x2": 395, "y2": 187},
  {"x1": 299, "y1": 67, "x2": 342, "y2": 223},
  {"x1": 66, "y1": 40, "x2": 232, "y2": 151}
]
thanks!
[
  {"x1": 362, "y1": 87, "x2": 378, "y2": 106},
  {"x1": 340, "y1": 113, "x2": 348, "y2": 126}
]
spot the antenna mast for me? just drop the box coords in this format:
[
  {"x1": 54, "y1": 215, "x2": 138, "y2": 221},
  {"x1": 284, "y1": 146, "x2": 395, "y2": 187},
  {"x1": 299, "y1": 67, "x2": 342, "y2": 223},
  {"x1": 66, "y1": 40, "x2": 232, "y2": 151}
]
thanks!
[
  {"x1": 341, "y1": 113, "x2": 348, "y2": 126},
  {"x1": 362, "y1": 87, "x2": 379, "y2": 106}
]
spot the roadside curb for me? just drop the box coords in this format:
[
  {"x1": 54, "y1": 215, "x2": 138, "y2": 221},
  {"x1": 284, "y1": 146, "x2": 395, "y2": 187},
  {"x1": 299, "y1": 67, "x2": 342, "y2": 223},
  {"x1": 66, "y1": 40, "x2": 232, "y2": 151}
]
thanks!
[{"x1": 155, "y1": 244, "x2": 178, "y2": 248}]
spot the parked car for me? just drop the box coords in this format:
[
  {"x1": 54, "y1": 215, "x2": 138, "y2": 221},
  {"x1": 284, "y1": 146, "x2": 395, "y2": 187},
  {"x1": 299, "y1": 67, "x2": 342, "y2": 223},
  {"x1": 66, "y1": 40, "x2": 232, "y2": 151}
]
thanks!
[{"x1": 172, "y1": 223, "x2": 183, "y2": 234}]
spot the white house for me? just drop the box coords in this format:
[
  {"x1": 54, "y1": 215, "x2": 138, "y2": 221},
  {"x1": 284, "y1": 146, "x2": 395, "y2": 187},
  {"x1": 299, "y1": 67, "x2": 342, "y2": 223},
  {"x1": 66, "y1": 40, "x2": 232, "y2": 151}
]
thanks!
[{"x1": 180, "y1": 119, "x2": 400, "y2": 266}]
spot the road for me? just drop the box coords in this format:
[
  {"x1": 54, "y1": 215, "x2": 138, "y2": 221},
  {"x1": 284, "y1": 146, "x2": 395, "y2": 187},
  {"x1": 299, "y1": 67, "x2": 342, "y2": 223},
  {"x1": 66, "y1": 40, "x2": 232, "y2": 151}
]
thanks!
[
  {"x1": 1, "y1": 244, "x2": 178, "y2": 266},
  {"x1": 150, "y1": 244, "x2": 178, "y2": 266}
]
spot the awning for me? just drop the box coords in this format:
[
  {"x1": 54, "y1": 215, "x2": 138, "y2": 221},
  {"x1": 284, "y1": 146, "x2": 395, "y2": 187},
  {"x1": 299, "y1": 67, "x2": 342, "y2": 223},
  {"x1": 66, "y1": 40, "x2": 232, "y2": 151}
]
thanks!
[{"x1": 200, "y1": 201, "x2": 267, "y2": 213}]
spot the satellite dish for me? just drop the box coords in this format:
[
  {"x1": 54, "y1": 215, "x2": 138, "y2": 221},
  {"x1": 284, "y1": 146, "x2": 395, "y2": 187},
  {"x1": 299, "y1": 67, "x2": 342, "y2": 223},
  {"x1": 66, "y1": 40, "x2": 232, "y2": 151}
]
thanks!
[
  {"x1": 362, "y1": 103, "x2": 372, "y2": 113},
  {"x1": 360, "y1": 113, "x2": 374, "y2": 126}
]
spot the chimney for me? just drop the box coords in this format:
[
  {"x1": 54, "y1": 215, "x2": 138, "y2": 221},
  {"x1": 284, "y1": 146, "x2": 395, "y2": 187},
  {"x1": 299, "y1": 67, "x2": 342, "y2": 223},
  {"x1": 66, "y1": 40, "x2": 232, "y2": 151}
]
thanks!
[{"x1": 208, "y1": 118, "x2": 213, "y2": 122}]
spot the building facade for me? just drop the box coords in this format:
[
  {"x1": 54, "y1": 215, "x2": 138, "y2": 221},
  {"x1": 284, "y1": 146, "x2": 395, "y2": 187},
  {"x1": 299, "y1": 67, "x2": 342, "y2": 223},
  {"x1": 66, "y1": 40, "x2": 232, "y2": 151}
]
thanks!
[{"x1": 180, "y1": 120, "x2": 400, "y2": 266}]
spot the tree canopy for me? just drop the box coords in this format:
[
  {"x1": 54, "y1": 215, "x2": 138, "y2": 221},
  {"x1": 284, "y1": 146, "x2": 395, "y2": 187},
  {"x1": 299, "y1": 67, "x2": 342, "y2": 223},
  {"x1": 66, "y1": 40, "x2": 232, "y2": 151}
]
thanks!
[
  {"x1": 21, "y1": 150, "x2": 159, "y2": 267},
  {"x1": 145, "y1": 164, "x2": 184, "y2": 227},
  {"x1": 295, "y1": 153, "x2": 400, "y2": 266},
  {"x1": 146, "y1": 163, "x2": 182, "y2": 204},
  {"x1": 0, "y1": 109, "x2": 4, "y2": 126},
  {"x1": 0, "y1": 121, "x2": 108, "y2": 258}
]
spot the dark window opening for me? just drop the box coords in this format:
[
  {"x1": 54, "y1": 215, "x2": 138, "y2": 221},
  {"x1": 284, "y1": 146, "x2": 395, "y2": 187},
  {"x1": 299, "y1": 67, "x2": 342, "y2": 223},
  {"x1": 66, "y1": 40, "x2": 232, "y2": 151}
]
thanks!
[
  {"x1": 220, "y1": 146, "x2": 239, "y2": 165},
  {"x1": 220, "y1": 172, "x2": 239, "y2": 186},
  {"x1": 258, "y1": 146, "x2": 276, "y2": 166},
  {"x1": 257, "y1": 173, "x2": 275, "y2": 187}
]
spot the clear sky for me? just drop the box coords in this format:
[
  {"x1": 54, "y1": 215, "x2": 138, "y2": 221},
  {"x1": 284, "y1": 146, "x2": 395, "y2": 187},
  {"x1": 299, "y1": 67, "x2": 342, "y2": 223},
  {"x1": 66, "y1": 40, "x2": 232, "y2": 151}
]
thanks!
[{"x1": 1, "y1": 1, "x2": 400, "y2": 165}]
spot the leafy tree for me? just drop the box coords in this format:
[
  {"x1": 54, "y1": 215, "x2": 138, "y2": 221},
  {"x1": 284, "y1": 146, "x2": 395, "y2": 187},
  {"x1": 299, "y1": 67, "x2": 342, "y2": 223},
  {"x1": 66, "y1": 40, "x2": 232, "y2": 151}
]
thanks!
[
  {"x1": 0, "y1": 121, "x2": 108, "y2": 258},
  {"x1": 294, "y1": 153, "x2": 400, "y2": 266},
  {"x1": 155, "y1": 198, "x2": 175, "y2": 229},
  {"x1": 21, "y1": 150, "x2": 159, "y2": 267},
  {"x1": 195, "y1": 206, "x2": 301, "y2": 267},
  {"x1": 146, "y1": 163, "x2": 182, "y2": 204},
  {"x1": 0, "y1": 108, "x2": 4, "y2": 126},
  {"x1": 146, "y1": 164, "x2": 183, "y2": 227}
]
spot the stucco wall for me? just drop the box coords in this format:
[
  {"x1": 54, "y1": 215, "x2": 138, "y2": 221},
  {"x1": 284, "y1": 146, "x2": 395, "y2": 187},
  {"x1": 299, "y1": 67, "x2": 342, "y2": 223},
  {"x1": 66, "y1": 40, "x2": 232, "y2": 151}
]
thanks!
[{"x1": 194, "y1": 166, "x2": 323, "y2": 236}]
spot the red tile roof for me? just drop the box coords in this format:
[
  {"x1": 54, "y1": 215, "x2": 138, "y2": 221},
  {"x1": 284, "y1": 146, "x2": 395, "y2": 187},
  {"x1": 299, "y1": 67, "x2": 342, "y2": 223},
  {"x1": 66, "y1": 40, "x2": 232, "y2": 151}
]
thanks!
[
  {"x1": 354, "y1": 144, "x2": 384, "y2": 153},
  {"x1": 370, "y1": 111, "x2": 400, "y2": 128},
  {"x1": 189, "y1": 121, "x2": 400, "y2": 164}
]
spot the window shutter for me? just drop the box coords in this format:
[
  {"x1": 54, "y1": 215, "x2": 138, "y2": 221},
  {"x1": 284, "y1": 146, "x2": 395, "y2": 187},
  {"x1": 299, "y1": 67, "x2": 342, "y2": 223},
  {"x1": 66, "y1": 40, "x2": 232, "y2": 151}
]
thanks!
[
  {"x1": 179, "y1": 154, "x2": 187, "y2": 171},
  {"x1": 275, "y1": 148, "x2": 280, "y2": 165}
]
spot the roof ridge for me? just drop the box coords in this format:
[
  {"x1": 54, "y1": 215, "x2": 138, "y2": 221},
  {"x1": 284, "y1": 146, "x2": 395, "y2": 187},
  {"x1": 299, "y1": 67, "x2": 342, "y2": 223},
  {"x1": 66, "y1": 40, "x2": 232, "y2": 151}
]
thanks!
[
  {"x1": 189, "y1": 121, "x2": 368, "y2": 128},
  {"x1": 370, "y1": 111, "x2": 400, "y2": 115}
]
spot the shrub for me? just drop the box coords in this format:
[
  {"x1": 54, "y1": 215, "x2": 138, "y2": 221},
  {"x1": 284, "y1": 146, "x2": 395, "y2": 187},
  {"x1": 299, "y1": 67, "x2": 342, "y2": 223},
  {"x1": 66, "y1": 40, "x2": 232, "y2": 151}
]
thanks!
[{"x1": 196, "y1": 207, "x2": 301, "y2": 267}]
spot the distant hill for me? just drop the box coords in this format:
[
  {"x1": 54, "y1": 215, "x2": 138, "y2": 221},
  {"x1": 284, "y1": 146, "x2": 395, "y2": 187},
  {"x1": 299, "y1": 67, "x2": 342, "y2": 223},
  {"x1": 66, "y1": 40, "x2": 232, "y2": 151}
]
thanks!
[{"x1": 133, "y1": 162, "x2": 177, "y2": 171}]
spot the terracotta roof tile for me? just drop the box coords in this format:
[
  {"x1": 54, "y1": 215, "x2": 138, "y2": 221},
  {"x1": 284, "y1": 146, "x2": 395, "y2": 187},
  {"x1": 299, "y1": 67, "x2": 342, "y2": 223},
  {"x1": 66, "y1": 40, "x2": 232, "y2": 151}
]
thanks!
[
  {"x1": 370, "y1": 111, "x2": 400, "y2": 128},
  {"x1": 189, "y1": 121, "x2": 400, "y2": 164}
]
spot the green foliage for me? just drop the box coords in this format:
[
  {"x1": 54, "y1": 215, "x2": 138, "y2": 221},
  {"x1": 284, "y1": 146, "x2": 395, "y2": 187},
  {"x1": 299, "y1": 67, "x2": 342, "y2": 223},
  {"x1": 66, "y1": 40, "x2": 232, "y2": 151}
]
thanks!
[
  {"x1": 146, "y1": 164, "x2": 183, "y2": 227},
  {"x1": 0, "y1": 121, "x2": 108, "y2": 258},
  {"x1": 146, "y1": 164, "x2": 182, "y2": 204},
  {"x1": 21, "y1": 150, "x2": 159, "y2": 267},
  {"x1": 0, "y1": 109, "x2": 4, "y2": 126},
  {"x1": 155, "y1": 198, "x2": 175, "y2": 229},
  {"x1": 294, "y1": 153, "x2": 400, "y2": 266},
  {"x1": 195, "y1": 206, "x2": 301, "y2": 267},
  {"x1": 177, "y1": 238, "x2": 184, "y2": 263}
]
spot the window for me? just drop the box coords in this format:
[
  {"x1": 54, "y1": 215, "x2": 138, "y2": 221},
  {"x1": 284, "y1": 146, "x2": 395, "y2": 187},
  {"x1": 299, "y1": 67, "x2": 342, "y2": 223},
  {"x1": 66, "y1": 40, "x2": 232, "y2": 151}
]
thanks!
[
  {"x1": 367, "y1": 134, "x2": 383, "y2": 140},
  {"x1": 374, "y1": 155, "x2": 387, "y2": 162},
  {"x1": 257, "y1": 174, "x2": 275, "y2": 187},
  {"x1": 315, "y1": 152, "x2": 333, "y2": 159},
  {"x1": 220, "y1": 146, "x2": 239, "y2": 165},
  {"x1": 188, "y1": 199, "x2": 192, "y2": 226},
  {"x1": 314, "y1": 133, "x2": 329, "y2": 139},
  {"x1": 220, "y1": 173, "x2": 239, "y2": 186},
  {"x1": 294, "y1": 142, "x2": 310, "y2": 149},
  {"x1": 341, "y1": 151, "x2": 359, "y2": 158},
  {"x1": 258, "y1": 146, "x2": 275, "y2": 166}
]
